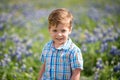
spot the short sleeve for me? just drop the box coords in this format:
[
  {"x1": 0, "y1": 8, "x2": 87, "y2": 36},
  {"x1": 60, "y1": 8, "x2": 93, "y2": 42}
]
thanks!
[
  {"x1": 70, "y1": 48, "x2": 83, "y2": 70},
  {"x1": 40, "y1": 43, "x2": 48, "y2": 64}
]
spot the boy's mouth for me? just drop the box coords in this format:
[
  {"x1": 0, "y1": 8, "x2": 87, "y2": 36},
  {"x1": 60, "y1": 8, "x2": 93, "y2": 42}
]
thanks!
[{"x1": 56, "y1": 38, "x2": 64, "y2": 41}]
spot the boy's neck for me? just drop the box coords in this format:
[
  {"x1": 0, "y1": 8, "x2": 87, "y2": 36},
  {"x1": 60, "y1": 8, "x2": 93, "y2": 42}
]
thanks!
[
  {"x1": 52, "y1": 38, "x2": 69, "y2": 49},
  {"x1": 53, "y1": 42, "x2": 64, "y2": 49}
]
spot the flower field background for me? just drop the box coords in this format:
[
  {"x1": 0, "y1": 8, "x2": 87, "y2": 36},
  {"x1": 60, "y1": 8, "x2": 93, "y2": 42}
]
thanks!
[{"x1": 0, "y1": 0, "x2": 120, "y2": 80}]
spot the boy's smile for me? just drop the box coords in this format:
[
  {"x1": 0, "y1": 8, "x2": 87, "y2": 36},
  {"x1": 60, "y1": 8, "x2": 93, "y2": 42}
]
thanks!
[{"x1": 49, "y1": 23, "x2": 72, "y2": 48}]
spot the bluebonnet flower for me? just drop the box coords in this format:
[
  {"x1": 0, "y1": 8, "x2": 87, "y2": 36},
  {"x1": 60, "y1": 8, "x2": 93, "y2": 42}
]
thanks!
[
  {"x1": 9, "y1": 47, "x2": 13, "y2": 53},
  {"x1": 110, "y1": 46, "x2": 120, "y2": 55},
  {"x1": 70, "y1": 29, "x2": 80, "y2": 41},
  {"x1": 113, "y1": 34, "x2": 119, "y2": 40},
  {"x1": 87, "y1": 7, "x2": 101, "y2": 21},
  {"x1": 0, "y1": 13, "x2": 8, "y2": 23},
  {"x1": 94, "y1": 71, "x2": 99, "y2": 80},
  {"x1": 29, "y1": 67, "x2": 33, "y2": 72},
  {"x1": 21, "y1": 64, "x2": 26, "y2": 72},
  {"x1": 100, "y1": 42, "x2": 108, "y2": 52},
  {"x1": 94, "y1": 58, "x2": 104, "y2": 80},
  {"x1": 113, "y1": 63, "x2": 120, "y2": 72},
  {"x1": 4, "y1": 54, "x2": 11, "y2": 64},
  {"x1": 16, "y1": 54, "x2": 22, "y2": 62},
  {"x1": 11, "y1": 34, "x2": 21, "y2": 43},
  {"x1": 0, "y1": 23, "x2": 4, "y2": 31},
  {"x1": 26, "y1": 40, "x2": 33, "y2": 50},
  {"x1": 102, "y1": 37, "x2": 115, "y2": 43},
  {"x1": 25, "y1": 51, "x2": 32, "y2": 57},
  {"x1": 105, "y1": 4, "x2": 113, "y2": 13},
  {"x1": 85, "y1": 35, "x2": 97, "y2": 43},
  {"x1": 16, "y1": 51, "x2": 22, "y2": 61},
  {"x1": 0, "y1": 33, "x2": 7, "y2": 42},
  {"x1": 96, "y1": 58, "x2": 104, "y2": 70},
  {"x1": 1, "y1": 59, "x2": 7, "y2": 67}
]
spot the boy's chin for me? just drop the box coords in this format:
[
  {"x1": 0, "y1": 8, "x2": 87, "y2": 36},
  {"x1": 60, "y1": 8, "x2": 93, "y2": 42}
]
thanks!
[
  {"x1": 54, "y1": 39, "x2": 66, "y2": 44},
  {"x1": 55, "y1": 41, "x2": 64, "y2": 44},
  {"x1": 59, "y1": 41, "x2": 66, "y2": 45}
]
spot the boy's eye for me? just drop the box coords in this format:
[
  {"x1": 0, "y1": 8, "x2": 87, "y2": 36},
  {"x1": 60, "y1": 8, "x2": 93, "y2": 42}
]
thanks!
[
  {"x1": 61, "y1": 30, "x2": 66, "y2": 33},
  {"x1": 53, "y1": 30, "x2": 57, "y2": 32}
]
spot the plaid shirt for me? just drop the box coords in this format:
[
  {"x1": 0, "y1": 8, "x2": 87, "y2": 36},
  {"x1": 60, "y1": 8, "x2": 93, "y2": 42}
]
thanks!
[{"x1": 40, "y1": 38, "x2": 83, "y2": 80}]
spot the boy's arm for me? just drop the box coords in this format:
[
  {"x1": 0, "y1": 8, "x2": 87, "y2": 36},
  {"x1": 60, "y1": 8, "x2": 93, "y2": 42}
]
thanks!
[
  {"x1": 38, "y1": 62, "x2": 45, "y2": 80},
  {"x1": 71, "y1": 68, "x2": 81, "y2": 80}
]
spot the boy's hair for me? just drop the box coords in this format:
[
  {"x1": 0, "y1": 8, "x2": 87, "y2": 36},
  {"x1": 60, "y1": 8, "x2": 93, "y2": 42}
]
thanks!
[{"x1": 48, "y1": 8, "x2": 73, "y2": 28}]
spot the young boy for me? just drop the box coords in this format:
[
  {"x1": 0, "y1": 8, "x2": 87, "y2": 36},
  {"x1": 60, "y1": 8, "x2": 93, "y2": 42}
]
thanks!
[{"x1": 38, "y1": 8, "x2": 83, "y2": 80}]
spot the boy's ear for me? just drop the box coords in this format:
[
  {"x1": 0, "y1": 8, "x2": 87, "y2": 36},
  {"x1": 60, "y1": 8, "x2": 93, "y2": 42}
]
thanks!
[{"x1": 69, "y1": 27, "x2": 72, "y2": 34}]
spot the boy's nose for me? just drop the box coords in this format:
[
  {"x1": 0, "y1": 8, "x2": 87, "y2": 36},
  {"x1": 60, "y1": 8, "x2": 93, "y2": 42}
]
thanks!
[{"x1": 57, "y1": 32, "x2": 62, "y2": 36}]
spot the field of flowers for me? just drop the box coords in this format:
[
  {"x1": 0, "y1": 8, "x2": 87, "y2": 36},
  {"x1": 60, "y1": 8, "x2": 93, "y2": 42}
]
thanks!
[{"x1": 0, "y1": 0, "x2": 120, "y2": 80}]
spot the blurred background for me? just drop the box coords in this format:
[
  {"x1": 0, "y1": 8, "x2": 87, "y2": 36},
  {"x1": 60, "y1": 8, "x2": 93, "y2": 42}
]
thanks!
[{"x1": 0, "y1": 0, "x2": 120, "y2": 80}]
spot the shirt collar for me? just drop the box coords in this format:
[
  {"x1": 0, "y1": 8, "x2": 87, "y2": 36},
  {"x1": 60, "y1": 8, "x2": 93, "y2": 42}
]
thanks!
[{"x1": 50, "y1": 38, "x2": 72, "y2": 50}]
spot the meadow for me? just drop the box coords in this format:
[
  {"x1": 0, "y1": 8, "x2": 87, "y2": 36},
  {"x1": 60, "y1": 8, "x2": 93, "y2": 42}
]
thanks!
[{"x1": 0, "y1": 0, "x2": 120, "y2": 80}]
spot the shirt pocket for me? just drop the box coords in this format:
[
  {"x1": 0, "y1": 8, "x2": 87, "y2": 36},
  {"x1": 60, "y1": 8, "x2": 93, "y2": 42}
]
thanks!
[{"x1": 61, "y1": 53, "x2": 70, "y2": 65}]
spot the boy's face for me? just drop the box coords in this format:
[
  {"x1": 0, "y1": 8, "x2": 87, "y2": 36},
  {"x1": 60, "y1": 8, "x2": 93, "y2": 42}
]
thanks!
[{"x1": 49, "y1": 23, "x2": 72, "y2": 47}]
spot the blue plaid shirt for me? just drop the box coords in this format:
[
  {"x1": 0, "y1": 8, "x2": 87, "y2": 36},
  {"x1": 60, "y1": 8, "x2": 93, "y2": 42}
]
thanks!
[{"x1": 40, "y1": 38, "x2": 83, "y2": 80}]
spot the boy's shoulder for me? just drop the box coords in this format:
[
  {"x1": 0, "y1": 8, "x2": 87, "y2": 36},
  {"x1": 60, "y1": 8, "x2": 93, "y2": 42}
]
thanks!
[
  {"x1": 43, "y1": 40, "x2": 53, "y2": 49},
  {"x1": 69, "y1": 40, "x2": 81, "y2": 52},
  {"x1": 46, "y1": 40, "x2": 52, "y2": 46}
]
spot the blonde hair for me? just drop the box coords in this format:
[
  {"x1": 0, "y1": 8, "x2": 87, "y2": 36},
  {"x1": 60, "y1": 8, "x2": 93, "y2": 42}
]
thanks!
[{"x1": 48, "y1": 8, "x2": 73, "y2": 28}]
